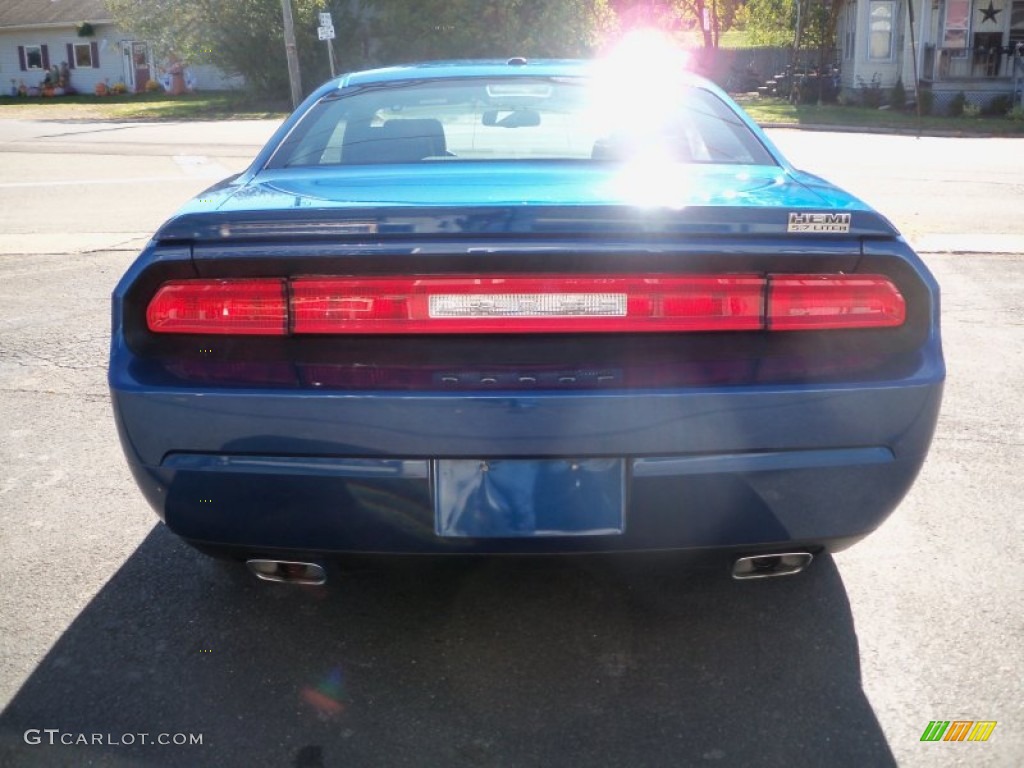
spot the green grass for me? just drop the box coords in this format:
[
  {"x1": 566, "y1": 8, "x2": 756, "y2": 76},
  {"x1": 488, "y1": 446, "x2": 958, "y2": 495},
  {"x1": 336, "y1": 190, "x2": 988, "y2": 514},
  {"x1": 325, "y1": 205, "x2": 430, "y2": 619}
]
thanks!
[
  {"x1": 0, "y1": 91, "x2": 289, "y2": 121},
  {"x1": 717, "y1": 30, "x2": 757, "y2": 49},
  {"x1": 736, "y1": 96, "x2": 1024, "y2": 136},
  {"x1": 4, "y1": 88, "x2": 1023, "y2": 137}
]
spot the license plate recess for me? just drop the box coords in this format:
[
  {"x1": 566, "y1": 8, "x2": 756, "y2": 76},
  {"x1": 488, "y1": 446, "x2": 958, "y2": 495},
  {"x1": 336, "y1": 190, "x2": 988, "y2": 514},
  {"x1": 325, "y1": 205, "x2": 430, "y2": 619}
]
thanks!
[{"x1": 434, "y1": 458, "x2": 625, "y2": 538}]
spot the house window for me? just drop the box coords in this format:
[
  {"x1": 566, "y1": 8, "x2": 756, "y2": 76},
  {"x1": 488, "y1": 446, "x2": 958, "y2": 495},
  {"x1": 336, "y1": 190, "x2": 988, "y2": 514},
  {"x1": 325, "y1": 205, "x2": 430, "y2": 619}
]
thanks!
[
  {"x1": 24, "y1": 45, "x2": 43, "y2": 69},
  {"x1": 844, "y1": 2, "x2": 858, "y2": 60},
  {"x1": 943, "y1": 0, "x2": 971, "y2": 49},
  {"x1": 73, "y1": 43, "x2": 93, "y2": 68},
  {"x1": 1011, "y1": 0, "x2": 1024, "y2": 46},
  {"x1": 869, "y1": 0, "x2": 896, "y2": 59}
]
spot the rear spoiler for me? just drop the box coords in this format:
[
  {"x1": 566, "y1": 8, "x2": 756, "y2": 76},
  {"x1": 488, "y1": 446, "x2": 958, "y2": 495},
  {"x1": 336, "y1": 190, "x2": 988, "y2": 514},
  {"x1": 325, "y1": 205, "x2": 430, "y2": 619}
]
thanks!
[{"x1": 155, "y1": 205, "x2": 901, "y2": 243}]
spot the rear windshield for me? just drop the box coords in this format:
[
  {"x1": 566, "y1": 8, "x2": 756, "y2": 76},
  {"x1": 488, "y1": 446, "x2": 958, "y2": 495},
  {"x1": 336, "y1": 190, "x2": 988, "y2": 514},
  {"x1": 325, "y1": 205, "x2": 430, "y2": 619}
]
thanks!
[{"x1": 268, "y1": 77, "x2": 777, "y2": 169}]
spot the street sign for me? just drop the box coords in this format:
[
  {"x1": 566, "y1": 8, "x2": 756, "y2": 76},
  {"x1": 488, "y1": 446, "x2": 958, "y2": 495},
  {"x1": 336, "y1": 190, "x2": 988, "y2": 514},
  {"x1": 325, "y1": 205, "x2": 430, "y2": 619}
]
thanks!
[{"x1": 317, "y1": 12, "x2": 337, "y2": 78}]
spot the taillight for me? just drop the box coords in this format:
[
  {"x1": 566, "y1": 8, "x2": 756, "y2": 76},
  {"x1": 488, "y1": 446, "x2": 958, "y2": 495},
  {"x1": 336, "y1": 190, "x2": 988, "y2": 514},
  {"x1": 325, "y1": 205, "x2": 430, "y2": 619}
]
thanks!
[
  {"x1": 767, "y1": 275, "x2": 906, "y2": 330},
  {"x1": 291, "y1": 276, "x2": 764, "y2": 333},
  {"x1": 145, "y1": 274, "x2": 905, "y2": 335},
  {"x1": 146, "y1": 279, "x2": 287, "y2": 335}
]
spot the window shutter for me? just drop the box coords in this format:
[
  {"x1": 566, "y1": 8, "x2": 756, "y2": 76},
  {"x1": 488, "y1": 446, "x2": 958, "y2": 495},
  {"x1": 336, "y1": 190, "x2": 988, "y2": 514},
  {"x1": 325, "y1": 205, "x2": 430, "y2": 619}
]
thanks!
[
  {"x1": 90, "y1": 41, "x2": 99, "y2": 68},
  {"x1": 67, "y1": 43, "x2": 76, "y2": 69},
  {"x1": 18, "y1": 45, "x2": 27, "y2": 71},
  {"x1": 41, "y1": 45, "x2": 50, "y2": 70}
]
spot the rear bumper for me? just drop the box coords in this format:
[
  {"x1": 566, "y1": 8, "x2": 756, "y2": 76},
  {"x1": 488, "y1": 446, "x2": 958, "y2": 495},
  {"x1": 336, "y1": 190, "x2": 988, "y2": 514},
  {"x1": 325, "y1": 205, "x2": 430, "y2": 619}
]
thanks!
[{"x1": 112, "y1": 378, "x2": 943, "y2": 555}]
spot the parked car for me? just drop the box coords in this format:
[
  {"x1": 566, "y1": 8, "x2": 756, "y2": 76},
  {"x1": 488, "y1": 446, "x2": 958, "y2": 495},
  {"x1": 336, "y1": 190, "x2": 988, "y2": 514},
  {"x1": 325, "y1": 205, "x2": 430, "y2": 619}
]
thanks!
[{"x1": 109, "y1": 58, "x2": 944, "y2": 584}]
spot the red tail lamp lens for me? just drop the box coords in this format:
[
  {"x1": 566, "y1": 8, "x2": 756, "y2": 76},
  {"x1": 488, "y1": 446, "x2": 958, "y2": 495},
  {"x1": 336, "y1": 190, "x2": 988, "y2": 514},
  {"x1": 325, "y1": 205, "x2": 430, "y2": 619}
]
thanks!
[
  {"x1": 146, "y1": 279, "x2": 287, "y2": 335},
  {"x1": 144, "y1": 274, "x2": 906, "y2": 335},
  {"x1": 768, "y1": 275, "x2": 905, "y2": 330}
]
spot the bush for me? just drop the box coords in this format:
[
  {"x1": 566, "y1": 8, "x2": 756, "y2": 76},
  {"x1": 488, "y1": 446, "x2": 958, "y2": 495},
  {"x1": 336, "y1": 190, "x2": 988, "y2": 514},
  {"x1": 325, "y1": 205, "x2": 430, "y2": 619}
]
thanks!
[
  {"x1": 948, "y1": 91, "x2": 966, "y2": 117},
  {"x1": 1008, "y1": 105, "x2": 1024, "y2": 122},
  {"x1": 983, "y1": 94, "x2": 1012, "y2": 117},
  {"x1": 144, "y1": 79, "x2": 162, "y2": 93},
  {"x1": 963, "y1": 102, "x2": 981, "y2": 118},
  {"x1": 889, "y1": 79, "x2": 906, "y2": 110},
  {"x1": 917, "y1": 88, "x2": 934, "y2": 115},
  {"x1": 857, "y1": 75, "x2": 884, "y2": 108}
]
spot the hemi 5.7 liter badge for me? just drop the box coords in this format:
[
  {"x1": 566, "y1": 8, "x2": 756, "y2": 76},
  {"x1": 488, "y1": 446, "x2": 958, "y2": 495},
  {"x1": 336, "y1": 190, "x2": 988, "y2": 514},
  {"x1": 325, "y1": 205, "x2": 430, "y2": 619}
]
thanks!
[{"x1": 787, "y1": 212, "x2": 852, "y2": 233}]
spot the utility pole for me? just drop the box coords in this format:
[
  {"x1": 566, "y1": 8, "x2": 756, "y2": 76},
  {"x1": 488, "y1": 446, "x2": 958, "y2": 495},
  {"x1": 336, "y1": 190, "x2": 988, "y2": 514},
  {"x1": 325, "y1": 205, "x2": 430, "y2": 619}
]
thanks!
[{"x1": 280, "y1": 0, "x2": 302, "y2": 109}]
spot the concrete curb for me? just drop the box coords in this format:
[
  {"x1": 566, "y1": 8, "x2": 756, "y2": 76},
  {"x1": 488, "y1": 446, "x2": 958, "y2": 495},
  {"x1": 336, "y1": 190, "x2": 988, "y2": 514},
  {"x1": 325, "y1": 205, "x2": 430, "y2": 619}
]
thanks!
[{"x1": 760, "y1": 122, "x2": 1024, "y2": 139}]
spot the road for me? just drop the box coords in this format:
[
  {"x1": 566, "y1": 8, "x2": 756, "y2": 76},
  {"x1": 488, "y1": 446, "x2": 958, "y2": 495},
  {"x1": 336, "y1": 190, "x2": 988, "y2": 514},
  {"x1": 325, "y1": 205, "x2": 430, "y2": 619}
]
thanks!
[{"x1": 0, "y1": 119, "x2": 1021, "y2": 768}]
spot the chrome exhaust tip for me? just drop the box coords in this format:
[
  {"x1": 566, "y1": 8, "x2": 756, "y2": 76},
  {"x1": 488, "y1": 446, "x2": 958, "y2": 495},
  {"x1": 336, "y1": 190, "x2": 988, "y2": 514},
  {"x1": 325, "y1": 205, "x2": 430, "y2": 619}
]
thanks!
[
  {"x1": 731, "y1": 552, "x2": 813, "y2": 580},
  {"x1": 246, "y1": 559, "x2": 327, "y2": 585}
]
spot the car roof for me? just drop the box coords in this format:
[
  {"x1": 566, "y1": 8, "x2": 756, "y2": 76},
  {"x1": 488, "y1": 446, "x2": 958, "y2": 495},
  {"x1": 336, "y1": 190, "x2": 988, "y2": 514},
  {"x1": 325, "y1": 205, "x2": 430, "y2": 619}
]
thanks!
[{"x1": 334, "y1": 58, "x2": 710, "y2": 89}]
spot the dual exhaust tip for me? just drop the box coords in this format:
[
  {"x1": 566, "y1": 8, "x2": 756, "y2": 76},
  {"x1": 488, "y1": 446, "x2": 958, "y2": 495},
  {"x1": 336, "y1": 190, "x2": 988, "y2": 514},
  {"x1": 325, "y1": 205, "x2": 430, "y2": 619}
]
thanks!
[
  {"x1": 731, "y1": 552, "x2": 813, "y2": 580},
  {"x1": 245, "y1": 553, "x2": 813, "y2": 585}
]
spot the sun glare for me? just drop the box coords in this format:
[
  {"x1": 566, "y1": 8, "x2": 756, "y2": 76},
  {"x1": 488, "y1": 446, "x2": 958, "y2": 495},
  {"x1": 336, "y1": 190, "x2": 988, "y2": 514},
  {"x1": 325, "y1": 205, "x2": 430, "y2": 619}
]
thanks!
[{"x1": 589, "y1": 29, "x2": 696, "y2": 202}]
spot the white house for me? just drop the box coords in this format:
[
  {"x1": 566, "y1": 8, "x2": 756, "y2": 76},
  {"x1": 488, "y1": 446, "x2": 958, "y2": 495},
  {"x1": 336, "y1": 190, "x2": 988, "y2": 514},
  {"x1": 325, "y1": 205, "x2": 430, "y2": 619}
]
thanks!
[
  {"x1": 0, "y1": 0, "x2": 240, "y2": 96},
  {"x1": 836, "y1": 0, "x2": 1024, "y2": 111}
]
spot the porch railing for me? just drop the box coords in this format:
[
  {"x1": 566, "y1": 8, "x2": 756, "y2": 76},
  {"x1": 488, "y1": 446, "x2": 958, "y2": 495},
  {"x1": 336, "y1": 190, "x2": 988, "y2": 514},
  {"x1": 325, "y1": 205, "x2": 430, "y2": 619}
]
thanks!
[{"x1": 922, "y1": 44, "x2": 1021, "y2": 82}]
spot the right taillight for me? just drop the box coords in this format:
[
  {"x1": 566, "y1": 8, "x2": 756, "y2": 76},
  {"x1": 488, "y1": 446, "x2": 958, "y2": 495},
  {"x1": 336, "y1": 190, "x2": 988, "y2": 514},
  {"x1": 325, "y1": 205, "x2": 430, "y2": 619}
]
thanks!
[{"x1": 767, "y1": 275, "x2": 906, "y2": 330}]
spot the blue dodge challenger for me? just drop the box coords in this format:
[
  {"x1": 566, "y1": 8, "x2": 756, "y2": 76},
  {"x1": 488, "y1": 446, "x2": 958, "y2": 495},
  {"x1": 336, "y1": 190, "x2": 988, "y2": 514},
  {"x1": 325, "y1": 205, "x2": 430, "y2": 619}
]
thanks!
[{"x1": 109, "y1": 59, "x2": 944, "y2": 584}]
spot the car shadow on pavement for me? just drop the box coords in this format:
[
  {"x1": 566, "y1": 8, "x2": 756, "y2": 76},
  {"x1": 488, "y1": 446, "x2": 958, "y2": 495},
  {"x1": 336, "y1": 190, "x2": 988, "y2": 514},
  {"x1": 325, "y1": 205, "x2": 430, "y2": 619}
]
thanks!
[{"x1": 1, "y1": 526, "x2": 895, "y2": 768}]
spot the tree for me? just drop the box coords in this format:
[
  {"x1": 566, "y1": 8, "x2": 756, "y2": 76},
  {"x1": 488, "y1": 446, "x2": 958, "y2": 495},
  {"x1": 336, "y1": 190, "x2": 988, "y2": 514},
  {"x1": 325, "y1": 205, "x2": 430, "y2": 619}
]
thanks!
[
  {"x1": 608, "y1": 0, "x2": 745, "y2": 49},
  {"x1": 108, "y1": 0, "x2": 618, "y2": 97},
  {"x1": 746, "y1": 0, "x2": 836, "y2": 50},
  {"x1": 365, "y1": 0, "x2": 617, "y2": 64},
  {"x1": 107, "y1": 0, "x2": 336, "y2": 97}
]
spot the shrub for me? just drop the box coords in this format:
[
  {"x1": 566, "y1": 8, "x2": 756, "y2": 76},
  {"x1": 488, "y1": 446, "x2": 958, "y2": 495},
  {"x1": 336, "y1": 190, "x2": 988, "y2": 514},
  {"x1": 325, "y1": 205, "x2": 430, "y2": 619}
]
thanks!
[
  {"x1": 144, "y1": 79, "x2": 162, "y2": 93},
  {"x1": 917, "y1": 88, "x2": 934, "y2": 115},
  {"x1": 889, "y1": 79, "x2": 906, "y2": 110},
  {"x1": 963, "y1": 102, "x2": 981, "y2": 118},
  {"x1": 948, "y1": 91, "x2": 967, "y2": 117},
  {"x1": 983, "y1": 94, "x2": 1012, "y2": 117},
  {"x1": 1008, "y1": 105, "x2": 1024, "y2": 122},
  {"x1": 110, "y1": 81, "x2": 128, "y2": 95},
  {"x1": 857, "y1": 75, "x2": 884, "y2": 108}
]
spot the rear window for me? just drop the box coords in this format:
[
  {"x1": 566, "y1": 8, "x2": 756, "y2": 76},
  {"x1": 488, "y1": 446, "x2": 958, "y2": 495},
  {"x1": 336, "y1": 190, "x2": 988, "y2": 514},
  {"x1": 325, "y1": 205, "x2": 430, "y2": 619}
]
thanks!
[{"x1": 268, "y1": 77, "x2": 777, "y2": 169}]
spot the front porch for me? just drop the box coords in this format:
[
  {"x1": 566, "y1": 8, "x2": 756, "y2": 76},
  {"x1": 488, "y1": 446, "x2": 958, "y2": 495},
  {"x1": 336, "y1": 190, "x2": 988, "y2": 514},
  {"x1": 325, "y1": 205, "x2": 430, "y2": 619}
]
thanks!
[
  {"x1": 918, "y1": 0, "x2": 1024, "y2": 108},
  {"x1": 920, "y1": 43, "x2": 1024, "y2": 109},
  {"x1": 836, "y1": 0, "x2": 1024, "y2": 112}
]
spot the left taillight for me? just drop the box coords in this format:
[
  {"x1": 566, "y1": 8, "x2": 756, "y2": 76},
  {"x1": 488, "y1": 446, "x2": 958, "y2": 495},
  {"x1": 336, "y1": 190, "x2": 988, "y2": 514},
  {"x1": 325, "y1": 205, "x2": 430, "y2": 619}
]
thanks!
[{"x1": 146, "y1": 279, "x2": 288, "y2": 335}]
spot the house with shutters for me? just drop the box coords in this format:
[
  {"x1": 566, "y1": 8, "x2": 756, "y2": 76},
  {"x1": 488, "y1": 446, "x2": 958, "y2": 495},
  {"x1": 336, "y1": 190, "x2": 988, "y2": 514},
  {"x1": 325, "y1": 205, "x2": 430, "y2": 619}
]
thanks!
[
  {"x1": 0, "y1": 0, "x2": 239, "y2": 96},
  {"x1": 835, "y1": 0, "x2": 1024, "y2": 111}
]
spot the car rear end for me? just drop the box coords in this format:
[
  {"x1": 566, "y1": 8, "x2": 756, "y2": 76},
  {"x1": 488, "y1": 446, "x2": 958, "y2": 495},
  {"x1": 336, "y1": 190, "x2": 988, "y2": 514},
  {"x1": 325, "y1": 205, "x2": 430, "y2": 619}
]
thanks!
[{"x1": 108, "y1": 63, "x2": 944, "y2": 574}]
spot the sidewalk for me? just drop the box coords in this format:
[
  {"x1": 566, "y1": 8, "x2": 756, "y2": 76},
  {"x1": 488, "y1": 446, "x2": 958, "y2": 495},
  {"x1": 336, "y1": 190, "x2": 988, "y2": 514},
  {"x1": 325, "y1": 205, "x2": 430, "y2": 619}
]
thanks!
[
  {"x1": 912, "y1": 234, "x2": 1024, "y2": 254},
  {"x1": 0, "y1": 118, "x2": 281, "y2": 158}
]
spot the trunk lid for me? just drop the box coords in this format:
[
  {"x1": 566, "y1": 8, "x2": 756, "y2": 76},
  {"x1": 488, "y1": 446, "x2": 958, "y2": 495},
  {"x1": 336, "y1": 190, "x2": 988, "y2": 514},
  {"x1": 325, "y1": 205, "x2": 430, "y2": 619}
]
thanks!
[{"x1": 157, "y1": 163, "x2": 898, "y2": 242}]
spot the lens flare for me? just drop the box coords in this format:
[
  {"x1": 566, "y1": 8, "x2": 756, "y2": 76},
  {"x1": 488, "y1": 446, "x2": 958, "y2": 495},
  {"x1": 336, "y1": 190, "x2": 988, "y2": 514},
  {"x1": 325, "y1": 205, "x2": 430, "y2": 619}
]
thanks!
[{"x1": 301, "y1": 665, "x2": 347, "y2": 719}]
